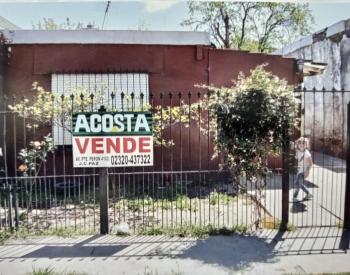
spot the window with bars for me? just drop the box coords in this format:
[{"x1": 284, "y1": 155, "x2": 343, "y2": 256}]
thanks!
[{"x1": 51, "y1": 73, "x2": 149, "y2": 145}]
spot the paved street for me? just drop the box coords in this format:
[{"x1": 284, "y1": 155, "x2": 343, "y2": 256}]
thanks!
[{"x1": 0, "y1": 228, "x2": 349, "y2": 275}]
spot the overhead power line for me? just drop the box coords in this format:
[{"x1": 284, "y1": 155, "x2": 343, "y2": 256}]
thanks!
[{"x1": 101, "y1": 1, "x2": 111, "y2": 30}]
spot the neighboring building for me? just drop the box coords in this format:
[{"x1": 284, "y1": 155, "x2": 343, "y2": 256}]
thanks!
[
  {"x1": 0, "y1": 29, "x2": 299, "y2": 173},
  {"x1": 275, "y1": 19, "x2": 350, "y2": 158},
  {"x1": 275, "y1": 19, "x2": 350, "y2": 90},
  {"x1": 0, "y1": 16, "x2": 20, "y2": 30}
]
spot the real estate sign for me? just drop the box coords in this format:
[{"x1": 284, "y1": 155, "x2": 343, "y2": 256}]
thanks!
[{"x1": 72, "y1": 111, "x2": 153, "y2": 167}]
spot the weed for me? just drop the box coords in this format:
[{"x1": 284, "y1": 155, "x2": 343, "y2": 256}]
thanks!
[
  {"x1": 0, "y1": 229, "x2": 12, "y2": 244},
  {"x1": 138, "y1": 227, "x2": 163, "y2": 236},
  {"x1": 337, "y1": 220, "x2": 344, "y2": 229},
  {"x1": 278, "y1": 222, "x2": 297, "y2": 232},
  {"x1": 29, "y1": 266, "x2": 55, "y2": 275}
]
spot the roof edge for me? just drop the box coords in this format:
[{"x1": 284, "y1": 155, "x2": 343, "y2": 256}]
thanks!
[
  {"x1": 1, "y1": 29, "x2": 211, "y2": 46},
  {"x1": 274, "y1": 18, "x2": 350, "y2": 55}
]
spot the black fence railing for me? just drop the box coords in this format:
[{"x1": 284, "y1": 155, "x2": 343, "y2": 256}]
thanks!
[
  {"x1": 0, "y1": 78, "x2": 349, "y2": 234},
  {"x1": 288, "y1": 88, "x2": 350, "y2": 228}
]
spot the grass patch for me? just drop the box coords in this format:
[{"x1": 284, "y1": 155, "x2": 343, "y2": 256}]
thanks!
[
  {"x1": 41, "y1": 227, "x2": 95, "y2": 238},
  {"x1": 113, "y1": 192, "x2": 244, "y2": 212},
  {"x1": 113, "y1": 196, "x2": 200, "y2": 212},
  {"x1": 0, "y1": 226, "x2": 95, "y2": 244},
  {"x1": 137, "y1": 224, "x2": 248, "y2": 238},
  {"x1": 29, "y1": 267, "x2": 89, "y2": 275}
]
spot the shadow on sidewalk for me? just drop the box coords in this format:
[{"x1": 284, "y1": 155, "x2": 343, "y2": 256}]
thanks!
[
  {"x1": 22, "y1": 235, "x2": 128, "y2": 258},
  {"x1": 0, "y1": 227, "x2": 347, "y2": 272},
  {"x1": 178, "y1": 227, "x2": 349, "y2": 270}
]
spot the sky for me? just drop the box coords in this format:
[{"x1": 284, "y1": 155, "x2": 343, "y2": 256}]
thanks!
[{"x1": 0, "y1": 0, "x2": 350, "y2": 34}]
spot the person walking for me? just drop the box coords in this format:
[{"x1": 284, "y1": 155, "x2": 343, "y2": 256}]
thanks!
[{"x1": 293, "y1": 137, "x2": 313, "y2": 202}]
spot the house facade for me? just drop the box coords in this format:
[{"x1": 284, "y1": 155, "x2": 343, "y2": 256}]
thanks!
[{"x1": 0, "y1": 30, "x2": 299, "y2": 174}]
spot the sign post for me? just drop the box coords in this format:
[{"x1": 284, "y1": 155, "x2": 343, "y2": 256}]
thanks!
[
  {"x1": 72, "y1": 107, "x2": 153, "y2": 234},
  {"x1": 99, "y1": 167, "x2": 109, "y2": 234}
]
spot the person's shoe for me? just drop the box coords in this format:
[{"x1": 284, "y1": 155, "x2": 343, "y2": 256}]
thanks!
[{"x1": 303, "y1": 194, "x2": 313, "y2": 201}]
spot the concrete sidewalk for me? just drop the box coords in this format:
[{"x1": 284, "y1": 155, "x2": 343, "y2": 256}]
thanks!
[{"x1": 0, "y1": 228, "x2": 349, "y2": 275}]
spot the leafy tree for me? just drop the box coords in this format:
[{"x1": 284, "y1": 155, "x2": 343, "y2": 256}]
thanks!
[
  {"x1": 32, "y1": 17, "x2": 93, "y2": 30},
  {"x1": 182, "y1": 1, "x2": 314, "y2": 52}
]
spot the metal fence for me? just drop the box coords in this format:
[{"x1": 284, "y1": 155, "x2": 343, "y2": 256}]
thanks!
[
  {"x1": 288, "y1": 88, "x2": 350, "y2": 228},
  {"x1": 1, "y1": 76, "x2": 350, "y2": 234}
]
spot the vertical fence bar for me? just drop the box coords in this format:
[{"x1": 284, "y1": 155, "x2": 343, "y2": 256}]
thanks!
[
  {"x1": 344, "y1": 102, "x2": 350, "y2": 230},
  {"x1": 281, "y1": 118, "x2": 290, "y2": 230}
]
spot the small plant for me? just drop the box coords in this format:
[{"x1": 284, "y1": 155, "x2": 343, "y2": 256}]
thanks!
[
  {"x1": 208, "y1": 191, "x2": 235, "y2": 205},
  {"x1": 18, "y1": 134, "x2": 56, "y2": 177}
]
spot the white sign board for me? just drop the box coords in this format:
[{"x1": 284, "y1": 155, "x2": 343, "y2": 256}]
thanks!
[{"x1": 72, "y1": 111, "x2": 153, "y2": 168}]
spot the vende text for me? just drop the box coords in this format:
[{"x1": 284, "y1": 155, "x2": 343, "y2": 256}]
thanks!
[{"x1": 72, "y1": 136, "x2": 153, "y2": 167}]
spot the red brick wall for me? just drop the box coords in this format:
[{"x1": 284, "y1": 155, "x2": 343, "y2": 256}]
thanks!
[{"x1": 3, "y1": 44, "x2": 297, "y2": 173}]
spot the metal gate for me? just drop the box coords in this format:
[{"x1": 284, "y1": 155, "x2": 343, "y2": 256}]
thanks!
[{"x1": 286, "y1": 88, "x2": 350, "y2": 228}]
